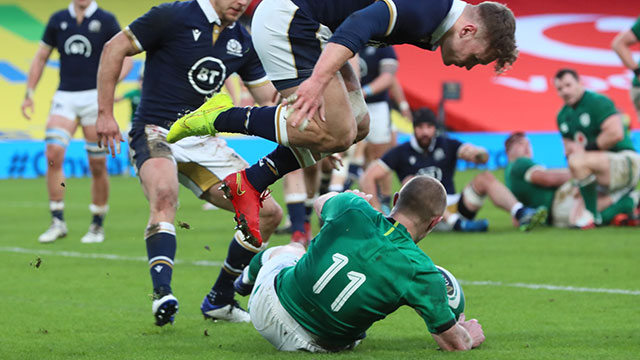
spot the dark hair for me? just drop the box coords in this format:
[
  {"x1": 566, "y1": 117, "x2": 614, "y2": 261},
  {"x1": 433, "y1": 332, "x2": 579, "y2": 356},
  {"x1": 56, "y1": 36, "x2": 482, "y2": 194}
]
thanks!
[
  {"x1": 504, "y1": 132, "x2": 526, "y2": 152},
  {"x1": 554, "y1": 68, "x2": 579, "y2": 81},
  {"x1": 476, "y1": 2, "x2": 518, "y2": 73},
  {"x1": 412, "y1": 107, "x2": 438, "y2": 127}
]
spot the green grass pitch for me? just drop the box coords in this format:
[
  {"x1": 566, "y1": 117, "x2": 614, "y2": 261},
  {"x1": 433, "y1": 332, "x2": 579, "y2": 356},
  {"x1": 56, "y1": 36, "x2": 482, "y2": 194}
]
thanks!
[{"x1": 1, "y1": 170, "x2": 639, "y2": 359}]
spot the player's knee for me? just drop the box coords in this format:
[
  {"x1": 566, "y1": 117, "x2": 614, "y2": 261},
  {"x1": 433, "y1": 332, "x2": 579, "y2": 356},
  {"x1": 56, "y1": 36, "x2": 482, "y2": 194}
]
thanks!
[
  {"x1": 260, "y1": 199, "x2": 283, "y2": 228},
  {"x1": 355, "y1": 114, "x2": 370, "y2": 143},
  {"x1": 45, "y1": 145, "x2": 65, "y2": 168},
  {"x1": 567, "y1": 153, "x2": 587, "y2": 172},
  {"x1": 151, "y1": 184, "x2": 178, "y2": 213},
  {"x1": 475, "y1": 171, "x2": 496, "y2": 186},
  {"x1": 320, "y1": 125, "x2": 356, "y2": 153},
  {"x1": 88, "y1": 158, "x2": 107, "y2": 177}
]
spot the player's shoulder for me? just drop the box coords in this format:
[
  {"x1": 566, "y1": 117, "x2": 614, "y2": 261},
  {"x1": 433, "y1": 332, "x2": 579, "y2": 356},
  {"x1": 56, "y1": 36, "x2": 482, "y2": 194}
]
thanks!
[
  {"x1": 584, "y1": 90, "x2": 614, "y2": 107},
  {"x1": 95, "y1": 7, "x2": 118, "y2": 20},
  {"x1": 49, "y1": 8, "x2": 70, "y2": 22}
]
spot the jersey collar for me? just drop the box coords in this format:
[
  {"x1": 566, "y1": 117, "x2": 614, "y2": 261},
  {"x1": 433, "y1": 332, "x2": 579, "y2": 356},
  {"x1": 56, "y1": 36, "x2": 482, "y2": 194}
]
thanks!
[
  {"x1": 410, "y1": 135, "x2": 437, "y2": 154},
  {"x1": 197, "y1": 0, "x2": 222, "y2": 25},
  {"x1": 68, "y1": 1, "x2": 98, "y2": 19},
  {"x1": 429, "y1": 0, "x2": 466, "y2": 50}
]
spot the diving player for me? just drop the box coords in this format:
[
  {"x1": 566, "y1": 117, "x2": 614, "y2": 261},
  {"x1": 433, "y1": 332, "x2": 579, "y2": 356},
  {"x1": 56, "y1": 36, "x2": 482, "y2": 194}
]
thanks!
[
  {"x1": 165, "y1": 0, "x2": 519, "y2": 247},
  {"x1": 242, "y1": 177, "x2": 485, "y2": 352},
  {"x1": 95, "y1": 0, "x2": 282, "y2": 326}
]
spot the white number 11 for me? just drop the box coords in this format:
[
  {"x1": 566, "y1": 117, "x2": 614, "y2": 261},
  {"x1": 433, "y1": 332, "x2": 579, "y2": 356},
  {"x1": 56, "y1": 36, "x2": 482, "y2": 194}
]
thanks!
[{"x1": 312, "y1": 253, "x2": 367, "y2": 312}]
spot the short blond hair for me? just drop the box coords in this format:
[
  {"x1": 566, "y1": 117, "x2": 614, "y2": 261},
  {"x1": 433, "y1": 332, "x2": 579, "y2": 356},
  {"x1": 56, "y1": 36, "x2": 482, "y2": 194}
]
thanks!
[{"x1": 476, "y1": 2, "x2": 518, "y2": 73}]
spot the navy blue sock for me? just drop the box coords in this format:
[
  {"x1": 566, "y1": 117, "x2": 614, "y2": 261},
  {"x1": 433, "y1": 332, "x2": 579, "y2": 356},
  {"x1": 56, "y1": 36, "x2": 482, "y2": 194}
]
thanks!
[
  {"x1": 288, "y1": 202, "x2": 306, "y2": 233},
  {"x1": 245, "y1": 145, "x2": 301, "y2": 192},
  {"x1": 146, "y1": 227, "x2": 176, "y2": 295},
  {"x1": 208, "y1": 236, "x2": 257, "y2": 305},
  {"x1": 52, "y1": 210, "x2": 64, "y2": 221},
  {"x1": 304, "y1": 202, "x2": 313, "y2": 223},
  {"x1": 91, "y1": 214, "x2": 105, "y2": 227},
  {"x1": 214, "y1": 106, "x2": 278, "y2": 142}
]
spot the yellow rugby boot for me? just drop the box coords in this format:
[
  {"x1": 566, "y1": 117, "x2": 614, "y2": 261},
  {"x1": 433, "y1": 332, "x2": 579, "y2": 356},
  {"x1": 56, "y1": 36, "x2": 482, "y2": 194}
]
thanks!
[{"x1": 166, "y1": 92, "x2": 233, "y2": 143}]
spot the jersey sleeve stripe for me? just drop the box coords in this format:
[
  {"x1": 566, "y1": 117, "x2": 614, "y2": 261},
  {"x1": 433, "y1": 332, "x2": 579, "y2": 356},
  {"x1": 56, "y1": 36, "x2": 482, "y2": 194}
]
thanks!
[
  {"x1": 123, "y1": 26, "x2": 144, "y2": 52},
  {"x1": 39, "y1": 41, "x2": 53, "y2": 50},
  {"x1": 379, "y1": 0, "x2": 398, "y2": 36},
  {"x1": 524, "y1": 165, "x2": 546, "y2": 183},
  {"x1": 243, "y1": 76, "x2": 270, "y2": 88}
]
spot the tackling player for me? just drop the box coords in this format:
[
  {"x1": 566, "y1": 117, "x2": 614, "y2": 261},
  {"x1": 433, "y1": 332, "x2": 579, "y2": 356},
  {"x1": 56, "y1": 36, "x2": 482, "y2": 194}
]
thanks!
[
  {"x1": 165, "y1": 0, "x2": 519, "y2": 247},
  {"x1": 96, "y1": 0, "x2": 282, "y2": 326},
  {"x1": 504, "y1": 132, "x2": 639, "y2": 227},
  {"x1": 361, "y1": 108, "x2": 547, "y2": 232},
  {"x1": 239, "y1": 176, "x2": 485, "y2": 352},
  {"x1": 21, "y1": 0, "x2": 131, "y2": 244},
  {"x1": 554, "y1": 69, "x2": 640, "y2": 226}
]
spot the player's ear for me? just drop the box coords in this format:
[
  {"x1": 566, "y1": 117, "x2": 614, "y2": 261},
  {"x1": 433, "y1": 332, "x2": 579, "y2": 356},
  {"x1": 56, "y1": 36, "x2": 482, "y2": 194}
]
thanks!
[
  {"x1": 426, "y1": 215, "x2": 443, "y2": 234},
  {"x1": 460, "y1": 23, "x2": 478, "y2": 38},
  {"x1": 392, "y1": 192, "x2": 399, "y2": 207}
]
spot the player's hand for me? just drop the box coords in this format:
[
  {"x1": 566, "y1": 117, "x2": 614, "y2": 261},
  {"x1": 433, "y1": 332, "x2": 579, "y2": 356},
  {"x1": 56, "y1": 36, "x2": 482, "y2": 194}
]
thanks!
[
  {"x1": 97, "y1": 113, "x2": 122, "y2": 158},
  {"x1": 21, "y1": 98, "x2": 34, "y2": 120},
  {"x1": 458, "y1": 313, "x2": 485, "y2": 348},
  {"x1": 327, "y1": 153, "x2": 343, "y2": 170},
  {"x1": 345, "y1": 189, "x2": 374, "y2": 202},
  {"x1": 285, "y1": 77, "x2": 326, "y2": 129}
]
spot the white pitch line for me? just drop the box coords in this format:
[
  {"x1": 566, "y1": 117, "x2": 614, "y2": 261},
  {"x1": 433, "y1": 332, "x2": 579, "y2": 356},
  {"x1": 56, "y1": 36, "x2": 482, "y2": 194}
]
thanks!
[
  {"x1": 5, "y1": 246, "x2": 639, "y2": 296},
  {"x1": 459, "y1": 280, "x2": 640, "y2": 296},
  {"x1": 1, "y1": 246, "x2": 223, "y2": 267}
]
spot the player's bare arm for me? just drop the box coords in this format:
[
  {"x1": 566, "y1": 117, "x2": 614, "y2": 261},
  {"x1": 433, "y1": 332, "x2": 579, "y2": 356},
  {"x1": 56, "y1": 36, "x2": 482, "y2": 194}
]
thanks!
[
  {"x1": 21, "y1": 44, "x2": 53, "y2": 120},
  {"x1": 529, "y1": 168, "x2": 572, "y2": 188},
  {"x1": 289, "y1": 42, "x2": 354, "y2": 127},
  {"x1": 247, "y1": 82, "x2": 279, "y2": 107},
  {"x1": 96, "y1": 31, "x2": 141, "y2": 156},
  {"x1": 362, "y1": 63, "x2": 396, "y2": 99},
  {"x1": 611, "y1": 30, "x2": 639, "y2": 71},
  {"x1": 458, "y1": 143, "x2": 489, "y2": 164},
  {"x1": 432, "y1": 313, "x2": 484, "y2": 351},
  {"x1": 595, "y1": 114, "x2": 624, "y2": 150},
  {"x1": 360, "y1": 160, "x2": 392, "y2": 210}
]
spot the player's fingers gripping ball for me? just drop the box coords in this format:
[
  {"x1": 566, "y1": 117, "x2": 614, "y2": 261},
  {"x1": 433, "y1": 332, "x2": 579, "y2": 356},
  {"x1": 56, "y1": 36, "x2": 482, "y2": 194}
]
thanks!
[{"x1": 284, "y1": 94, "x2": 310, "y2": 131}]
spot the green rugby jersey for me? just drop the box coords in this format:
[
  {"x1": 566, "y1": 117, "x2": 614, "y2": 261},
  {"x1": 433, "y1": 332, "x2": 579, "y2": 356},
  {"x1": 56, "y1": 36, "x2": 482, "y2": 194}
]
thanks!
[
  {"x1": 505, "y1": 157, "x2": 555, "y2": 212},
  {"x1": 632, "y1": 16, "x2": 640, "y2": 87},
  {"x1": 557, "y1": 91, "x2": 635, "y2": 152},
  {"x1": 276, "y1": 193, "x2": 455, "y2": 348}
]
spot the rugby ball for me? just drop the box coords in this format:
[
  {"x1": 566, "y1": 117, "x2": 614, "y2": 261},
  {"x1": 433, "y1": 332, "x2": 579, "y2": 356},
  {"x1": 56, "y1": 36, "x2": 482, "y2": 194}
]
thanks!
[{"x1": 436, "y1": 265, "x2": 465, "y2": 320}]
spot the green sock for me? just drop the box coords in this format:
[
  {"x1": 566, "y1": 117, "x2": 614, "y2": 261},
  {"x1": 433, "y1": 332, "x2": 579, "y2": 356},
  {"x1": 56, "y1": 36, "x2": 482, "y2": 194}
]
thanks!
[
  {"x1": 601, "y1": 195, "x2": 634, "y2": 225},
  {"x1": 578, "y1": 175, "x2": 600, "y2": 224}
]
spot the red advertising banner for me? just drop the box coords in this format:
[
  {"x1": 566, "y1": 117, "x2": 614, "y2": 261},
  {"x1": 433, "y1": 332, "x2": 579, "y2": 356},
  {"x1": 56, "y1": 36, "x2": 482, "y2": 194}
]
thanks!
[{"x1": 396, "y1": 0, "x2": 640, "y2": 131}]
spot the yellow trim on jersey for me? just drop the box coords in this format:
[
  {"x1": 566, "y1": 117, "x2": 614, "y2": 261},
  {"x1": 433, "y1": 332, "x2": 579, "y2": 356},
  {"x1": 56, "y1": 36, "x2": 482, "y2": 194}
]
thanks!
[
  {"x1": 123, "y1": 27, "x2": 143, "y2": 52},
  {"x1": 212, "y1": 24, "x2": 221, "y2": 45},
  {"x1": 384, "y1": 221, "x2": 400, "y2": 236},
  {"x1": 177, "y1": 162, "x2": 220, "y2": 192},
  {"x1": 149, "y1": 260, "x2": 173, "y2": 269},
  {"x1": 379, "y1": 0, "x2": 398, "y2": 36},
  {"x1": 244, "y1": 79, "x2": 270, "y2": 89}
]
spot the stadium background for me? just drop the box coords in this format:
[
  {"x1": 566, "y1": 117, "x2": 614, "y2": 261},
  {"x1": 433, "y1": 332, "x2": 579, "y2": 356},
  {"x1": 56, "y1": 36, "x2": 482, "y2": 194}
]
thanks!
[{"x1": 0, "y1": 0, "x2": 638, "y2": 178}]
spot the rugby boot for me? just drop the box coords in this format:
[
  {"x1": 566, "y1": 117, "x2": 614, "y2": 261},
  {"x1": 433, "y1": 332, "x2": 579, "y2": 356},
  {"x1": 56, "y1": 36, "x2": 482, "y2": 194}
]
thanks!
[
  {"x1": 219, "y1": 170, "x2": 269, "y2": 247},
  {"x1": 518, "y1": 206, "x2": 548, "y2": 232},
  {"x1": 166, "y1": 92, "x2": 233, "y2": 143},
  {"x1": 201, "y1": 295, "x2": 250, "y2": 323},
  {"x1": 152, "y1": 292, "x2": 179, "y2": 327}
]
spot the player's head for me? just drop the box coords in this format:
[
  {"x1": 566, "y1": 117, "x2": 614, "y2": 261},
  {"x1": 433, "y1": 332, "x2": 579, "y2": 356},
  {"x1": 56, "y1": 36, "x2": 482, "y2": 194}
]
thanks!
[
  {"x1": 391, "y1": 175, "x2": 446, "y2": 242},
  {"x1": 212, "y1": 0, "x2": 250, "y2": 26},
  {"x1": 440, "y1": 1, "x2": 517, "y2": 73},
  {"x1": 504, "y1": 132, "x2": 532, "y2": 161},
  {"x1": 554, "y1": 68, "x2": 584, "y2": 106},
  {"x1": 412, "y1": 108, "x2": 438, "y2": 149}
]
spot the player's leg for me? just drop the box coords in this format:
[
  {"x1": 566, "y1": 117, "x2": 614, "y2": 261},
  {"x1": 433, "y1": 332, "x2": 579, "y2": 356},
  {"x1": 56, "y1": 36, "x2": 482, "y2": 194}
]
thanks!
[
  {"x1": 302, "y1": 163, "x2": 320, "y2": 240},
  {"x1": 39, "y1": 111, "x2": 77, "y2": 243},
  {"x1": 567, "y1": 152, "x2": 611, "y2": 224},
  {"x1": 130, "y1": 124, "x2": 180, "y2": 326},
  {"x1": 173, "y1": 134, "x2": 282, "y2": 321},
  {"x1": 282, "y1": 170, "x2": 309, "y2": 246},
  {"x1": 80, "y1": 122, "x2": 109, "y2": 243},
  {"x1": 466, "y1": 171, "x2": 547, "y2": 230}
]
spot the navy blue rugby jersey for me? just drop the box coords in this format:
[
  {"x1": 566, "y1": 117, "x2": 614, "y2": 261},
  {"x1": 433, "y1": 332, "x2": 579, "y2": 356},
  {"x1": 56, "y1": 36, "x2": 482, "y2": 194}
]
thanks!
[
  {"x1": 41, "y1": 2, "x2": 121, "y2": 91},
  {"x1": 358, "y1": 46, "x2": 397, "y2": 103},
  {"x1": 125, "y1": 0, "x2": 268, "y2": 128},
  {"x1": 380, "y1": 136, "x2": 462, "y2": 194},
  {"x1": 292, "y1": 0, "x2": 461, "y2": 54}
]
